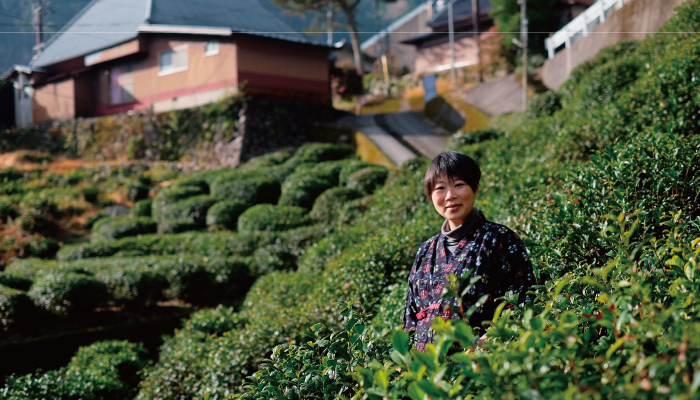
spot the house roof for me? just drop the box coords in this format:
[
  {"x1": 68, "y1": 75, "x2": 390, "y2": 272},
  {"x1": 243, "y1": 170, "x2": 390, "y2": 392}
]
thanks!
[
  {"x1": 31, "y1": 0, "x2": 327, "y2": 69},
  {"x1": 31, "y1": 0, "x2": 148, "y2": 68},
  {"x1": 361, "y1": 2, "x2": 429, "y2": 52},
  {"x1": 428, "y1": 0, "x2": 492, "y2": 30}
]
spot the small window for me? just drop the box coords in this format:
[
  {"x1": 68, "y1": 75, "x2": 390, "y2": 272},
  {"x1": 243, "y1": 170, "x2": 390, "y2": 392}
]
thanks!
[
  {"x1": 204, "y1": 41, "x2": 219, "y2": 57},
  {"x1": 158, "y1": 45, "x2": 188, "y2": 76}
]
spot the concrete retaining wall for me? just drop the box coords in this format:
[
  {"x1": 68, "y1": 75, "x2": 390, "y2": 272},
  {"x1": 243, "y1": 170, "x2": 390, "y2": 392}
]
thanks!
[{"x1": 542, "y1": 0, "x2": 690, "y2": 90}]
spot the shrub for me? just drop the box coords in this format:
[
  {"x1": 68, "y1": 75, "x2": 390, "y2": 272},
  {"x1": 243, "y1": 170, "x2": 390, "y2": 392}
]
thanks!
[
  {"x1": 1, "y1": 340, "x2": 149, "y2": 400},
  {"x1": 0, "y1": 196, "x2": 17, "y2": 221},
  {"x1": 278, "y1": 171, "x2": 335, "y2": 209},
  {"x1": 0, "y1": 285, "x2": 39, "y2": 329},
  {"x1": 526, "y1": 90, "x2": 562, "y2": 118},
  {"x1": 251, "y1": 225, "x2": 331, "y2": 274},
  {"x1": 310, "y1": 187, "x2": 363, "y2": 223},
  {"x1": 28, "y1": 237, "x2": 60, "y2": 258},
  {"x1": 338, "y1": 160, "x2": 374, "y2": 185},
  {"x1": 241, "y1": 150, "x2": 292, "y2": 170},
  {"x1": 206, "y1": 200, "x2": 249, "y2": 230},
  {"x1": 238, "y1": 204, "x2": 311, "y2": 233},
  {"x1": 346, "y1": 167, "x2": 389, "y2": 196},
  {"x1": 210, "y1": 176, "x2": 281, "y2": 205},
  {"x1": 151, "y1": 185, "x2": 205, "y2": 222},
  {"x1": 130, "y1": 199, "x2": 153, "y2": 217},
  {"x1": 292, "y1": 143, "x2": 352, "y2": 163},
  {"x1": 336, "y1": 196, "x2": 373, "y2": 227},
  {"x1": 86, "y1": 263, "x2": 168, "y2": 308},
  {"x1": 91, "y1": 216, "x2": 158, "y2": 242},
  {"x1": 81, "y1": 187, "x2": 99, "y2": 203},
  {"x1": 127, "y1": 182, "x2": 149, "y2": 202},
  {"x1": 57, "y1": 231, "x2": 270, "y2": 262},
  {"x1": 156, "y1": 195, "x2": 217, "y2": 229},
  {"x1": 157, "y1": 219, "x2": 199, "y2": 234},
  {"x1": 446, "y1": 128, "x2": 504, "y2": 150},
  {"x1": 0, "y1": 259, "x2": 54, "y2": 291},
  {"x1": 28, "y1": 272, "x2": 109, "y2": 317}
]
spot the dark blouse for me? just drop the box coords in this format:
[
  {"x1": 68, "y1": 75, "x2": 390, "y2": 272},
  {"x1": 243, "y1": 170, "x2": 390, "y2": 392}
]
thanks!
[{"x1": 403, "y1": 213, "x2": 535, "y2": 351}]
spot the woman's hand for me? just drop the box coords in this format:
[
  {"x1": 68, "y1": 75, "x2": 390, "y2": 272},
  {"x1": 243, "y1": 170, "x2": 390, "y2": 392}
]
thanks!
[{"x1": 465, "y1": 334, "x2": 488, "y2": 354}]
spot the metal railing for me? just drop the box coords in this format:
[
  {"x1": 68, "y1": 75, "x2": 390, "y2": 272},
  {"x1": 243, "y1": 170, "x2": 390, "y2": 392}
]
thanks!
[{"x1": 545, "y1": 0, "x2": 630, "y2": 59}]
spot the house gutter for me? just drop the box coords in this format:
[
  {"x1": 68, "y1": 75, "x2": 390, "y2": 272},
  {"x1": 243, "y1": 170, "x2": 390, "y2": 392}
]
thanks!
[{"x1": 138, "y1": 24, "x2": 233, "y2": 36}]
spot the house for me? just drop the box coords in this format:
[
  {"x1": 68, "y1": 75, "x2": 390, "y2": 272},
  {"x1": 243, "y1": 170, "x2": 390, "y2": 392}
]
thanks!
[
  {"x1": 3, "y1": 0, "x2": 332, "y2": 127},
  {"x1": 399, "y1": 0, "x2": 597, "y2": 75},
  {"x1": 401, "y1": 0, "x2": 494, "y2": 75},
  {"x1": 360, "y1": 2, "x2": 433, "y2": 75}
]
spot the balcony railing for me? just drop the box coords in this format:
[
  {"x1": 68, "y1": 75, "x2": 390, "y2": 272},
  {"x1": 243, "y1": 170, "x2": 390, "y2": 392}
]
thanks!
[{"x1": 545, "y1": 0, "x2": 631, "y2": 59}]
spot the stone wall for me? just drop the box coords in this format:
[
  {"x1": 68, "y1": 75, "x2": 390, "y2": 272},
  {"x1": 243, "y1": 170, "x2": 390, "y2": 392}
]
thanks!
[
  {"x1": 0, "y1": 96, "x2": 348, "y2": 167},
  {"x1": 542, "y1": 0, "x2": 690, "y2": 90}
]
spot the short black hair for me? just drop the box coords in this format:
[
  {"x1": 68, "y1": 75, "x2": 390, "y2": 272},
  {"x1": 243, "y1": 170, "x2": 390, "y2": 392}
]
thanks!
[{"x1": 424, "y1": 151, "x2": 481, "y2": 199}]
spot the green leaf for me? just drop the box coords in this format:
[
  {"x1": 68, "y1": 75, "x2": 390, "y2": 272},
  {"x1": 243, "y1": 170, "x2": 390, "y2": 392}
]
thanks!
[{"x1": 392, "y1": 330, "x2": 410, "y2": 355}]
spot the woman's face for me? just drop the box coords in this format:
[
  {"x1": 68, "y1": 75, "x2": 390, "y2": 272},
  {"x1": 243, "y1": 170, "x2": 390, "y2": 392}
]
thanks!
[{"x1": 430, "y1": 174, "x2": 478, "y2": 229}]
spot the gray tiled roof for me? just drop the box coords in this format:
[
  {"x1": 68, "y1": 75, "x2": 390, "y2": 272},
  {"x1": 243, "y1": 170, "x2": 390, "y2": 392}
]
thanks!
[
  {"x1": 148, "y1": 0, "x2": 325, "y2": 45},
  {"x1": 31, "y1": 0, "x2": 148, "y2": 68},
  {"x1": 31, "y1": 0, "x2": 325, "y2": 68},
  {"x1": 429, "y1": 0, "x2": 492, "y2": 29}
]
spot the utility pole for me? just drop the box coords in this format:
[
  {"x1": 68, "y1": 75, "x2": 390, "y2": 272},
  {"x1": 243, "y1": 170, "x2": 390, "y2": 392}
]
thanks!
[
  {"x1": 471, "y1": 0, "x2": 481, "y2": 82},
  {"x1": 33, "y1": 1, "x2": 43, "y2": 49},
  {"x1": 519, "y1": 0, "x2": 528, "y2": 111},
  {"x1": 512, "y1": 0, "x2": 527, "y2": 110},
  {"x1": 448, "y1": 0, "x2": 456, "y2": 86},
  {"x1": 327, "y1": 5, "x2": 333, "y2": 46}
]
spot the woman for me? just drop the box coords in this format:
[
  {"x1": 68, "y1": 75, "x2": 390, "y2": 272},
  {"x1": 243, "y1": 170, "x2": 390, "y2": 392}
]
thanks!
[{"x1": 403, "y1": 151, "x2": 535, "y2": 351}]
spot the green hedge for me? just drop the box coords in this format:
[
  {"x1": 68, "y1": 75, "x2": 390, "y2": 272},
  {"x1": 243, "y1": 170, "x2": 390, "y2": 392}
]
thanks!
[
  {"x1": 0, "y1": 285, "x2": 38, "y2": 330},
  {"x1": 157, "y1": 219, "x2": 199, "y2": 234},
  {"x1": 0, "y1": 259, "x2": 55, "y2": 291},
  {"x1": 251, "y1": 225, "x2": 331, "y2": 275},
  {"x1": 206, "y1": 200, "x2": 249, "y2": 230},
  {"x1": 240, "y1": 150, "x2": 292, "y2": 171},
  {"x1": 155, "y1": 195, "x2": 218, "y2": 229},
  {"x1": 130, "y1": 199, "x2": 153, "y2": 217},
  {"x1": 28, "y1": 272, "x2": 109, "y2": 317},
  {"x1": 210, "y1": 176, "x2": 281, "y2": 205},
  {"x1": 237, "y1": 204, "x2": 311, "y2": 233},
  {"x1": 346, "y1": 167, "x2": 389, "y2": 196},
  {"x1": 1, "y1": 340, "x2": 148, "y2": 400},
  {"x1": 338, "y1": 160, "x2": 374, "y2": 185},
  {"x1": 58, "y1": 231, "x2": 271, "y2": 262},
  {"x1": 309, "y1": 187, "x2": 363, "y2": 223},
  {"x1": 151, "y1": 184, "x2": 205, "y2": 222},
  {"x1": 292, "y1": 143, "x2": 352, "y2": 164},
  {"x1": 278, "y1": 171, "x2": 335, "y2": 209},
  {"x1": 446, "y1": 128, "x2": 504, "y2": 150},
  {"x1": 90, "y1": 216, "x2": 158, "y2": 242}
]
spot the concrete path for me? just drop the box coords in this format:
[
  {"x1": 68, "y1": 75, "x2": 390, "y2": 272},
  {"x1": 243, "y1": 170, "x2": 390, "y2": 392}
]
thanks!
[
  {"x1": 377, "y1": 111, "x2": 450, "y2": 159},
  {"x1": 333, "y1": 114, "x2": 417, "y2": 167},
  {"x1": 461, "y1": 74, "x2": 525, "y2": 116}
]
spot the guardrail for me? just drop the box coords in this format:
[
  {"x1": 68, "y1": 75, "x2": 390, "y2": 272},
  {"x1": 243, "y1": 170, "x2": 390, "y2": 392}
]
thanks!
[{"x1": 545, "y1": 0, "x2": 631, "y2": 59}]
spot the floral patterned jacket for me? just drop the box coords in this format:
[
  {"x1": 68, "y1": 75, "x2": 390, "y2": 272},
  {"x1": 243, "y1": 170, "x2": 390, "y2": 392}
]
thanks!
[{"x1": 403, "y1": 213, "x2": 535, "y2": 351}]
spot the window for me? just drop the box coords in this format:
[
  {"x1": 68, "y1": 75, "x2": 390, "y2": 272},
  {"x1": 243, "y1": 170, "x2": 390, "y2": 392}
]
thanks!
[
  {"x1": 108, "y1": 63, "x2": 135, "y2": 105},
  {"x1": 158, "y1": 45, "x2": 188, "y2": 76},
  {"x1": 204, "y1": 41, "x2": 219, "y2": 57}
]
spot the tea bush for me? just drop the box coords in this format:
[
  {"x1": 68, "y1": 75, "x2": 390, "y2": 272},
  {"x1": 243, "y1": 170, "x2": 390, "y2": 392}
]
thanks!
[
  {"x1": 210, "y1": 176, "x2": 280, "y2": 205},
  {"x1": 338, "y1": 160, "x2": 374, "y2": 186},
  {"x1": 292, "y1": 143, "x2": 352, "y2": 164},
  {"x1": 151, "y1": 185, "x2": 205, "y2": 222},
  {"x1": 130, "y1": 199, "x2": 153, "y2": 217},
  {"x1": 346, "y1": 167, "x2": 389, "y2": 196},
  {"x1": 240, "y1": 150, "x2": 292, "y2": 170},
  {"x1": 156, "y1": 218, "x2": 199, "y2": 234},
  {"x1": 278, "y1": 171, "x2": 335, "y2": 209},
  {"x1": 0, "y1": 259, "x2": 55, "y2": 291},
  {"x1": 310, "y1": 187, "x2": 363, "y2": 223},
  {"x1": 207, "y1": 200, "x2": 249, "y2": 230},
  {"x1": 57, "y1": 231, "x2": 271, "y2": 262},
  {"x1": 28, "y1": 272, "x2": 109, "y2": 317},
  {"x1": 155, "y1": 195, "x2": 218, "y2": 229},
  {"x1": 90, "y1": 216, "x2": 158, "y2": 242},
  {"x1": 446, "y1": 128, "x2": 504, "y2": 150},
  {"x1": 0, "y1": 285, "x2": 38, "y2": 329},
  {"x1": 1, "y1": 340, "x2": 149, "y2": 400},
  {"x1": 237, "y1": 204, "x2": 311, "y2": 233}
]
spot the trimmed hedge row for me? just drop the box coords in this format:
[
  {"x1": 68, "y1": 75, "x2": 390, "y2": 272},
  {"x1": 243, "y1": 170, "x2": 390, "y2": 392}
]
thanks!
[
  {"x1": 309, "y1": 187, "x2": 363, "y2": 223},
  {"x1": 278, "y1": 171, "x2": 335, "y2": 209},
  {"x1": 210, "y1": 176, "x2": 280, "y2": 205},
  {"x1": 206, "y1": 199, "x2": 249, "y2": 230},
  {"x1": 1, "y1": 340, "x2": 148, "y2": 400},
  {"x1": 57, "y1": 231, "x2": 272, "y2": 262},
  {"x1": 90, "y1": 216, "x2": 157, "y2": 242},
  {"x1": 238, "y1": 204, "x2": 311, "y2": 233},
  {"x1": 346, "y1": 167, "x2": 389, "y2": 196}
]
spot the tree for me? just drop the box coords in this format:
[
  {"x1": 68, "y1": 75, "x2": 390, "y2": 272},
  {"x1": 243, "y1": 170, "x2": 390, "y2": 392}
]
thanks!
[
  {"x1": 273, "y1": 0, "x2": 395, "y2": 75},
  {"x1": 489, "y1": 0, "x2": 559, "y2": 60}
]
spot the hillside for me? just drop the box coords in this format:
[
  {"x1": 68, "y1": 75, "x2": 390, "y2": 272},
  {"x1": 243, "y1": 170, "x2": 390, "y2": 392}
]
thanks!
[{"x1": 0, "y1": 0, "x2": 420, "y2": 73}]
